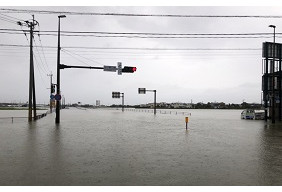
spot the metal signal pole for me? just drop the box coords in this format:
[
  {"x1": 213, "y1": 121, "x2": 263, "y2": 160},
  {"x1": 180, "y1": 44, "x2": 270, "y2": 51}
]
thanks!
[
  {"x1": 269, "y1": 25, "x2": 276, "y2": 123},
  {"x1": 55, "y1": 15, "x2": 66, "y2": 124},
  {"x1": 121, "y1": 93, "x2": 124, "y2": 112},
  {"x1": 138, "y1": 88, "x2": 157, "y2": 115},
  {"x1": 154, "y1": 90, "x2": 156, "y2": 115}
]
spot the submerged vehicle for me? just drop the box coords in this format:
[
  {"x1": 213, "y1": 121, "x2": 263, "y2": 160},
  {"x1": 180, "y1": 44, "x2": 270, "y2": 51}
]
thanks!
[{"x1": 241, "y1": 109, "x2": 265, "y2": 120}]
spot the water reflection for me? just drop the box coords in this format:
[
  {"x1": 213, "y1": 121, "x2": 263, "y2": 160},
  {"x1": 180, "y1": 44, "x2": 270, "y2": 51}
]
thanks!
[
  {"x1": 20, "y1": 122, "x2": 39, "y2": 185},
  {"x1": 2, "y1": 109, "x2": 282, "y2": 185},
  {"x1": 19, "y1": 121, "x2": 66, "y2": 185},
  {"x1": 259, "y1": 122, "x2": 282, "y2": 185}
]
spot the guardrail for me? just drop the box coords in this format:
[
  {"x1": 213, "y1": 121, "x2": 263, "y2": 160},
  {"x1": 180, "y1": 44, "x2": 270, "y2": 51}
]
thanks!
[
  {"x1": 112, "y1": 108, "x2": 192, "y2": 116},
  {"x1": 0, "y1": 112, "x2": 48, "y2": 123}
]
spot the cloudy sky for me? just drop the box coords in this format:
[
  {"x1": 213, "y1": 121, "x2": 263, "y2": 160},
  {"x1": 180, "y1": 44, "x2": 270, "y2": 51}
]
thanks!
[{"x1": 0, "y1": 4, "x2": 281, "y2": 106}]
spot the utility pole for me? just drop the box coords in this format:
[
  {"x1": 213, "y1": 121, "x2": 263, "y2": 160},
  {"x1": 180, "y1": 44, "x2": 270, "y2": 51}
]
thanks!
[
  {"x1": 19, "y1": 15, "x2": 38, "y2": 122},
  {"x1": 47, "y1": 72, "x2": 53, "y2": 113},
  {"x1": 28, "y1": 16, "x2": 33, "y2": 121}
]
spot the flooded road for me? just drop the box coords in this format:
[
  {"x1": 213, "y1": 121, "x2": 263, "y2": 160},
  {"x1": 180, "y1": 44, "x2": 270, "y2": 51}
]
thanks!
[{"x1": 1, "y1": 108, "x2": 282, "y2": 185}]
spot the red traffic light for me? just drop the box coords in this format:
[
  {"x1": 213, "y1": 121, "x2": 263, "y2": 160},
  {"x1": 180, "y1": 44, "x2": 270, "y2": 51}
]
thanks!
[{"x1": 122, "y1": 66, "x2": 137, "y2": 73}]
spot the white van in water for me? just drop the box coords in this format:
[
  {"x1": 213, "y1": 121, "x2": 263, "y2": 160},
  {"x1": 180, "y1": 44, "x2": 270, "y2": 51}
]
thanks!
[{"x1": 241, "y1": 109, "x2": 265, "y2": 120}]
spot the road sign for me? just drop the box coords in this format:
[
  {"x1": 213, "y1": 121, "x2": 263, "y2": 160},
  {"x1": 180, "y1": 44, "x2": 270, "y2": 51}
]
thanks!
[
  {"x1": 50, "y1": 95, "x2": 55, "y2": 100},
  {"x1": 55, "y1": 94, "x2": 62, "y2": 101},
  {"x1": 138, "y1": 88, "x2": 146, "y2": 94},
  {"x1": 117, "y1": 62, "x2": 122, "y2": 75},
  {"x1": 112, "y1": 92, "x2": 121, "y2": 98},
  {"x1": 104, "y1": 65, "x2": 117, "y2": 72}
]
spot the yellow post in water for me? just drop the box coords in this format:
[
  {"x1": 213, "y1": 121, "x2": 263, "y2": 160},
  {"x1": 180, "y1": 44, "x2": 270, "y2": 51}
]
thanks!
[{"x1": 185, "y1": 117, "x2": 189, "y2": 129}]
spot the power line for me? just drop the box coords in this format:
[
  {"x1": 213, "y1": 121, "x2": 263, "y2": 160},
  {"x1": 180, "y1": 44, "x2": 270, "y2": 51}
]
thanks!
[
  {"x1": 0, "y1": 28, "x2": 278, "y2": 39},
  {"x1": 0, "y1": 14, "x2": 28, "y2": 27},
  {"x1": 1, "y1": 31, "x2": 273, "y2": 38},
  {"x1": 61, "y1": 49, "x2": 93, "y2": 67},
  {"x1": 0, "y1": 16, "x2": 18, "y2": 25},
  {"x1": 0, "y1": 31, "x2": 274, "y2": 39},
  {"x1": 0, "y1": 28, "x2": 278, "y2": 40},
  {"x1": 33, "y1": 54, "x2": 48, "y2": 88},
  {"x1": 0, "y1": 28, "x2": 279, "y2": 36},
  {"x1": 0, "y1": 13, "x2": 26, "y2": 23},
  {"x1": 36, "y1": 34, "x2": 274, "y2": 39},
  {"x1": 1, "y1": 8, "x2": 282, "y2": 18},
  {"x1": 33, "y1": 39, "x2": 49, "y2": 73},
  {"x1": 62, "y1": 48, "x2": 104, "y2": 65},
  {"x1": 0, "y1": 43, "x2": 261, "y2": 51},
  {"x1": 36, "y1": 32, "x2": 51, "y2": 72}
]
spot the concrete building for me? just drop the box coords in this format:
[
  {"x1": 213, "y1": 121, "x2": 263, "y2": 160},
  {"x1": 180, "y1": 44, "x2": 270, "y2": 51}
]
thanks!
[{"x1": 262, "y1": 41, "x2": 282, "y2": 122}]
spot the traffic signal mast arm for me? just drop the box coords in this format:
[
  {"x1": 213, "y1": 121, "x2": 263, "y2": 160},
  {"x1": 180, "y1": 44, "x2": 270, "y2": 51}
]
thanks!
[
  {"x1": 59, "y1": 64, "x2": 136, "y2": 73},
  {"x1": 146, "y1": 89, "x2": 156, "y2": 92},
  {"x1": 59, "y1": 64, "x2": 104, "y2": 70}
]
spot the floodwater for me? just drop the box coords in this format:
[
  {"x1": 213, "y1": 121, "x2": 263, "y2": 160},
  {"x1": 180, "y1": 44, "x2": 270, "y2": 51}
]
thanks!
[{"x1": 0, "y1": 108, "x2": 282, "y2": 186}]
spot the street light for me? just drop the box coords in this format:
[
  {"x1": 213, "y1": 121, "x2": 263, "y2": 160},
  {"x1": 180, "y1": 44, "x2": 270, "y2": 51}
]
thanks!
[
  {"x1": 269, "y1": 24, "x2": 276, "y2": 123},
  {"x1": 55, "y1": 15, "x2": 66, "y2": 124},
  {"x1": 269, "y1": 25, "x2": 276, "y2": 43}
]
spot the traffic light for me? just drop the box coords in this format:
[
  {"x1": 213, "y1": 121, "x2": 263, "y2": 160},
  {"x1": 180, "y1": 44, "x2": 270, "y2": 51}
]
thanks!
[
  {"x1": 138, "y1": 88, "x2": 146, "y2": 94},
  {"x1": 51, "y1": 84, "x2": 55, "y2": 93},
  {"x1": 122, "y1": 66, "x2": 137, "y2": 73},
  {"x1": 112, "y1": 92, "x2": 121, "y2": 98}
]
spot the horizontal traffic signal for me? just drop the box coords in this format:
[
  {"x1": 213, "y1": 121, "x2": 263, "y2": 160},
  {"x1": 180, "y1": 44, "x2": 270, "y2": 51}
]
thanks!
[
  {"x1": 138, "y1": 88, "x2": 146, "y2": 94},
  {"x1": 112, "y1": 92, "x2": 121, "y2": 98},
  {"x1": 122, "y1": 66, "x2": 137, "y2": 73}
]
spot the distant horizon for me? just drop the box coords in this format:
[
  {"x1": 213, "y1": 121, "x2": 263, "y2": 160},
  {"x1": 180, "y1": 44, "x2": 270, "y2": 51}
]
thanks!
[{"x1": 0, "y1": 100, "x2": 262, "y2": 106}]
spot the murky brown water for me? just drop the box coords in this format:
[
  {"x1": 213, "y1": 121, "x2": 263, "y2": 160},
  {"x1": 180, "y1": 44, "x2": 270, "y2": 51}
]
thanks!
[{"x1": 1, "y1": 108, "x2": 282, "y2": 185}]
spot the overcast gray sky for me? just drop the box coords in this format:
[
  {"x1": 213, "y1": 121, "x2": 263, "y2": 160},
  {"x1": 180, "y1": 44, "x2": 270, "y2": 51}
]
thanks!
[{"x1": 1, "y1": 5, "x2": 282, "y2": 105}]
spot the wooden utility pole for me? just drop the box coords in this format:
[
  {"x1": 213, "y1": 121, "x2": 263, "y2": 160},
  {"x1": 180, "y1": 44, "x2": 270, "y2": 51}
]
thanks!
[{"x1": 27, "y1": 15, "x2": 37, "y2": 121}]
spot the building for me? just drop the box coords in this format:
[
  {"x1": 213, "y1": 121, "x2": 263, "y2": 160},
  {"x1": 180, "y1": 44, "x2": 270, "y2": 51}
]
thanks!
[{"x1": 262, "y1": 41, "x2": 282, "y2": 122}]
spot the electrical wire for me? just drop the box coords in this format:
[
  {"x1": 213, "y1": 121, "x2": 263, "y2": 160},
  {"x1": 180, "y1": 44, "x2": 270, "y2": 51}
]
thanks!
[
  {"x1": 0, "y1": 43, "x2": 262, "y2": 51},
  {"x1": 33, "y1": 39, "x2": 49, "y2": 73},
  {"x1": 1, "y1": 8, "x2": 282, "y2": 18},
  {"x1": 62, "y1": 48, "x2": 104, "y2": 66},
  {"x1": 36, "y1": 28, "x2": 51, "y2": 72},
  {"x1": 0, "y1": 16, "x2": 18, "y2": 25},
  {"x1": 37, "y1": 33, "x2": 274, "y2": 39},
  {"x1": 0, "y1": 31, "x2": 275, "y2": 39},
  {"x1": 33, "y1": 54, "x2": 48, "y2": 88},
  {"x1": 0, "y1": 13, "x2": 25, "y2": 22},
  {"x1": 0, "y1": 28, "x2": 280, "y2": 36},
  {"x1": 61, "y1": 49, "x2": 102, "y2": 67}
]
